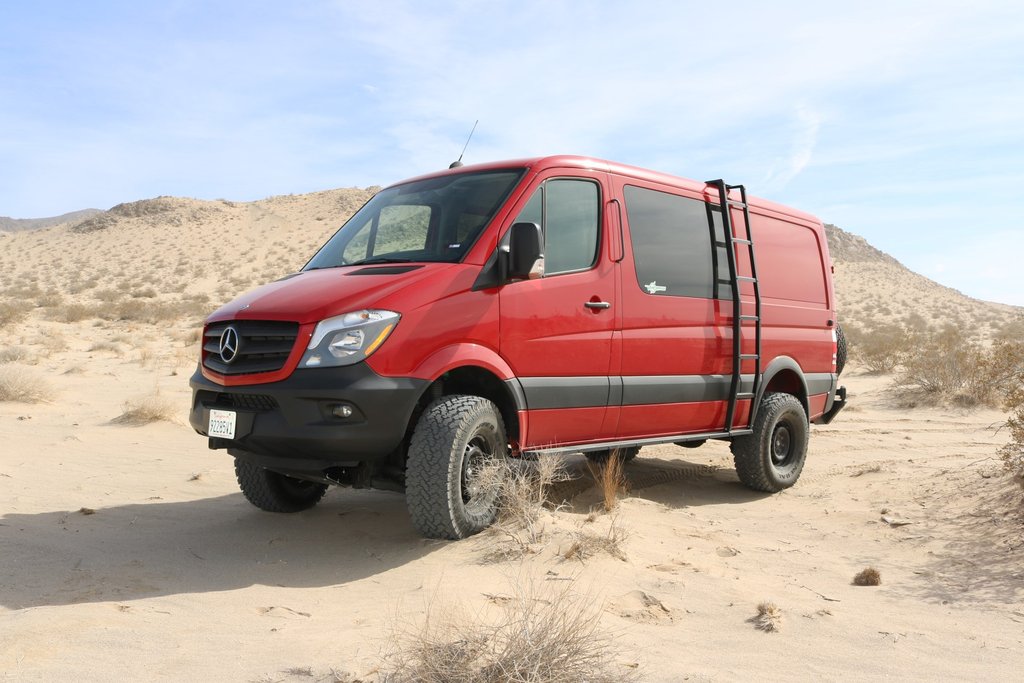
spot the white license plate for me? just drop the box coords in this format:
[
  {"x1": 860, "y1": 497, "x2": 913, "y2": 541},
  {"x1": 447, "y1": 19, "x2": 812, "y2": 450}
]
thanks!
[{"x1": 208, "y1": 409, "x2": 237, "y2": 439}]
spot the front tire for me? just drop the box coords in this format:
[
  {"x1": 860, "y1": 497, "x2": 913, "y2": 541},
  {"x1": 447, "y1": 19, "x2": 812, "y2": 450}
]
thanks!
[
  {"x1": 405, "y1": 395, "x2": 508, "y2": 540},
  {"x1": 234, "y1": 459, "x2": 328, "y2": 512},
  {"x1": 730, "y1": 392, "x2": 809, "y2": 492}
]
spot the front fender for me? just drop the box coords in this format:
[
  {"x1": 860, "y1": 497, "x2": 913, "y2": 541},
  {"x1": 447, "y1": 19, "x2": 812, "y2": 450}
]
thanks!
[{"x1": 406, "y1": 343, "x2": 517, "y2": 383}]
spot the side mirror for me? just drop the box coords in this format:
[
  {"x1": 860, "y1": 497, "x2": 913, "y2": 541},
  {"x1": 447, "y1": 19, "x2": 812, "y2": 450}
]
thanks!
[{"x1": 507, "y1": 222, "x2": 543, "y2": 280}]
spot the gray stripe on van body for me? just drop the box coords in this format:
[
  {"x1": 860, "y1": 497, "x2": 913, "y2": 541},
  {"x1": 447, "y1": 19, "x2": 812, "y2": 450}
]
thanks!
[{"x1": 516, "y1": 372, "x2": 836, "y2": 410}]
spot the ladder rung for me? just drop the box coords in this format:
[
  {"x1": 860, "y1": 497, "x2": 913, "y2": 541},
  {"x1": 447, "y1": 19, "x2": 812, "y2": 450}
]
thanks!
[
  {"x1": 727, "y1": 200, "x2": 748, "y2": 208},
  {"x1": 736, "y1": 392, "x2": 756, "y2": 399},
  {"x1": 714, "y1": 240, "x2": 729, "y2": 248},
  {"x1": 739, "y1": 315, "x2": 760, "y2": 321},
  {"x1": 739, "y1": 354, "x2": 760, "y2": 360},
  {"x1": 731, "y1": 238, "x2": 752, "y2": 245},
  {"x1": 736, "y1": 276, "x2": 757, "y2": 283}
]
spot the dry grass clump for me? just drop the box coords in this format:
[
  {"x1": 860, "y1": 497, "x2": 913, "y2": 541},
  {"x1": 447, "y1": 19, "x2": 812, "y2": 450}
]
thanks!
[
  {"x1": 586, "y1": 450, "x2": 629, "y2": 512},
  {"x1": 0, "y1": 346, "x2": 32, "y2": 364},
  {"x1": 852, "y1": 567, "x2": 882, "y2": 586},
  {"x1": 563, "y1": 520, "x2": 628, "y2": 562},
  {"x1": 483, "y1": 456, "x2": 573, "y2": 552},
  {"x1": 88, "y1": 340, "x2": 123, "y2": 354},
  {"x1": 110, "y1": 393, "x2": 178, "y2": 425},
  {"x1": 385, "y1": 579, "x2": 629, "y2": 683},
  {"x1": 751, "y1": 601, "x2": 783, "y2": 632},
  {"x1": 0, "y1": 365, "x2": 55, "y2": 403}
]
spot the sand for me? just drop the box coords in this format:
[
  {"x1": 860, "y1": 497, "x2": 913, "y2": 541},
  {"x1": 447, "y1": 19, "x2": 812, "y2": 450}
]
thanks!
[{"x1": 2, "y1": 355, "x2": 1022, "y2": 681}]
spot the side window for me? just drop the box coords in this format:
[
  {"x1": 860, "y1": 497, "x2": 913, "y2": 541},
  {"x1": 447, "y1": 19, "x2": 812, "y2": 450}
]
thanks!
[
  {"x1": 513, "y1": 179, "x2": 599, "y2": 276},
  {"x1": 624, "y1": 185, "x2": 715, "y2": 298}
]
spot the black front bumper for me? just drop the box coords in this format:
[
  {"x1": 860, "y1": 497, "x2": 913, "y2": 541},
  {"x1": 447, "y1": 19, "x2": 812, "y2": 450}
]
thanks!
[{"x1": 189, "y1": 364, "x2": 428, "y2": 470}]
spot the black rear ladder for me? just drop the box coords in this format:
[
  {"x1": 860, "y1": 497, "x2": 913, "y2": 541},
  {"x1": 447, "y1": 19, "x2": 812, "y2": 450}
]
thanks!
[{"x1": 706, "y1": 179, "x2": 763, "y2": 433}]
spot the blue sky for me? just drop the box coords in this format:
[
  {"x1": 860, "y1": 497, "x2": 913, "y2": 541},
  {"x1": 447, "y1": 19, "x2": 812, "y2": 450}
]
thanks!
[{"x1": 2, "y1": 1, "x2": 1022, "y2": 305}]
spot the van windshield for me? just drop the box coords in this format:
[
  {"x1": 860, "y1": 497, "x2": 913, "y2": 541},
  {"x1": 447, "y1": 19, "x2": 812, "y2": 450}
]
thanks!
[{"x1": 304, "y1": 169, "x2": 524, "y2": 269}]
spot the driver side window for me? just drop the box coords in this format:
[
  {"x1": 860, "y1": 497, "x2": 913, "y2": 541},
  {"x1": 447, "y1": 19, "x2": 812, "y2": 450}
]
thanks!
[{"x1": 513, "y1": 179, "x2": 599, "y2": 276}]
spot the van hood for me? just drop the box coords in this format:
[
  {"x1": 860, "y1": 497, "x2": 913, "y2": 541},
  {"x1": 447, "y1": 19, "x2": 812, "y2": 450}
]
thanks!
[{"x1": 207, "y1": 263, "x2": 455, "y2": 325}]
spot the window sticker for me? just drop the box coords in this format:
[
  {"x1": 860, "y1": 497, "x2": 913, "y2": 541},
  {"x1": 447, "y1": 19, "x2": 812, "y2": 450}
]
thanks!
[{"x1": 644, "y1": 281, "x2": 667, "y2": 294}]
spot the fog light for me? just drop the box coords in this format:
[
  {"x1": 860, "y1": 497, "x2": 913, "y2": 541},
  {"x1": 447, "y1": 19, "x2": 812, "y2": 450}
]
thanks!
[{"x1": 332, "y1": 404, "x2": 354, "y2": 418}]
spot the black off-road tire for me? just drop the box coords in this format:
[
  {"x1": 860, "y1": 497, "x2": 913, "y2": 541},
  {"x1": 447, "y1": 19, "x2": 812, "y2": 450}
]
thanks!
[
  {"x1": 585, "y1": 446, "x2": 640, "y2": 464},
  {"x1": 836, "y1": 323, "x2": 848, "y2": 376},
  {"x1": 234, "y1": 458, "x2": 328, "y2": 513},
  {"x1": 730, "y1": 392, "x2": 809, "y2": 493},
  {"x1": 405, "y1": 395, "x2": 508, "y2": 540}
]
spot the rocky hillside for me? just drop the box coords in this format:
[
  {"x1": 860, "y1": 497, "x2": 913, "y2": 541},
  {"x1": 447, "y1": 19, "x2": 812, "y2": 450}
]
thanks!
[{"x1": 824, "y1": 224, "x2": 1020, "y2": 338}]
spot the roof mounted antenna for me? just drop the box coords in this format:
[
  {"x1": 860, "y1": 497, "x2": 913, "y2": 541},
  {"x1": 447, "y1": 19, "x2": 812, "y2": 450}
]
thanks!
[{"x1": 449, "y1": 120, "x2": 478, "y2": 169}]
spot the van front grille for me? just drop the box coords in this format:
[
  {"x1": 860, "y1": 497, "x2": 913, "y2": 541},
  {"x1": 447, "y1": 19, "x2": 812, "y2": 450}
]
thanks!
[{"x1": 202, "y1": 320, "x2": 299, "y2": 376}]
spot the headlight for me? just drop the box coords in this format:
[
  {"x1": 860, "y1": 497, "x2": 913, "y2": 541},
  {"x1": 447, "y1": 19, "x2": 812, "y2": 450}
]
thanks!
[{"x1": 300, "y1": 309, "x2": 400, "y2": 368}]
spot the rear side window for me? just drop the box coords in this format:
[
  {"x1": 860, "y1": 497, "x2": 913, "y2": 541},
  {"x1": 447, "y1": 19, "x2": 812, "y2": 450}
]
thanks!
[
  {"x1": 514, "y1": 179, "x2": 600, "y2": 276},
  {"x1": 624, "y1": 185, "x2": 718, "y2": 298}
]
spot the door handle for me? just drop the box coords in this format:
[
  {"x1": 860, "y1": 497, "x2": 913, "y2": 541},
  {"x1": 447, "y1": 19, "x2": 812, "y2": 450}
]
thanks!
[{"x1": 584, "y1": 301, "x2": 611, "y2": 309}]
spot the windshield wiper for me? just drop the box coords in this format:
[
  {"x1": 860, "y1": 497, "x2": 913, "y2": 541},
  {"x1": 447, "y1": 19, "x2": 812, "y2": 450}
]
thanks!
[{"x1": 348, "y1": 256, "x2": 414, "y2": 266}]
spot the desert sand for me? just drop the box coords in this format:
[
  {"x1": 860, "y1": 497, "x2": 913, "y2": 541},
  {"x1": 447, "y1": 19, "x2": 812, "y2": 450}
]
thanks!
[{"x1": 1, "y1": 192, "x2": 1022, "y2": 681}]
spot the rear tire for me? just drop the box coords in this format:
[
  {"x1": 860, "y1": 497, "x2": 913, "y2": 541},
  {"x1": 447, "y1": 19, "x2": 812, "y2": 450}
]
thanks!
[
  {"x1": 730, "y1": 392, "x2": 808, "y2": 493},
  {"x1": 234, "y1": 459, "x2": 328, "y2": 512},
  {"x1": 405, "y1": 395, "x2": 508, "y2": 540}
]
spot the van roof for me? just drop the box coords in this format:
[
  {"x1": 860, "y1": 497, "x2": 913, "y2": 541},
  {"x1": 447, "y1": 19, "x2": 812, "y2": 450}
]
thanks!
[{"x1": 395, "y1": 155, "x2": 821, "y2": 226}]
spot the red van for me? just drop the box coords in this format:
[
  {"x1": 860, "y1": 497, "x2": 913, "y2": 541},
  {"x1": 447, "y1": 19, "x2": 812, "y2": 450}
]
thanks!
[{"x1": 189, "y1": 156, "x2": 846, "y2": 539}]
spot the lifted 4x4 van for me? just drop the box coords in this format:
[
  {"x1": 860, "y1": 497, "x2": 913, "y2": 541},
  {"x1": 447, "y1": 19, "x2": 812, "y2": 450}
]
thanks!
[{"x1": 189, "y1": 156, "x2": 846, "y2": 539}]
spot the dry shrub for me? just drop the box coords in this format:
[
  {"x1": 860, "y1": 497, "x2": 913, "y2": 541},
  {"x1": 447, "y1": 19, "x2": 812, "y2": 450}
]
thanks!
[
  {"x1": 385, "y1": 579, "x2": 629, "y2": 683},
  {"x1": 999, "y1": 353, "x2": 1024, "y2": 486},
  {"x1": 853, "y1": 567, "x2": 882, "y2": 586},
  {"x1": 0, "y1": 300, "x2": 32, "y2": 328},
  {"x1": 846, "y1": 324, "x2": 910, "y2": 374},
  {"x1": 0, "y1": 365, "x2": 55, "y2": 403},
  {"x1": 45, "y1": 302, "x2": 96, "y2": 323},
  {"x1": 111, "y1": 393, "x2": 177, "y2": 425},
  {"x1": 586, "y1": 450, "x2": 629, "y2": 512},
  {"x1": 751, "y1": 602, "x2": 782, "y2": 633},
  {"x1": 897, "y1": 328, "x2": 1024, "y2": 407},
  {"x1": 35, "y1": 291, "x2": 65, "y2": 308}
]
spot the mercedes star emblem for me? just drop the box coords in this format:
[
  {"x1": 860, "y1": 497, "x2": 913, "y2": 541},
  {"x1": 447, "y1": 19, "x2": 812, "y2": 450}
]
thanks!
[{"x1": 219, "y1": 326, "x2": 241, "y2": 364}]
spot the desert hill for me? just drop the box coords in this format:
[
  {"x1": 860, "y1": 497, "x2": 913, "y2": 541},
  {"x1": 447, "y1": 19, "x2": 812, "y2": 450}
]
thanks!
[
  {"x1": 0, "y1": 188, "x2": 378, "y2": 326},
  {"x1": 0, "y1": 208, "x2": 102, "y2": 234}
]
